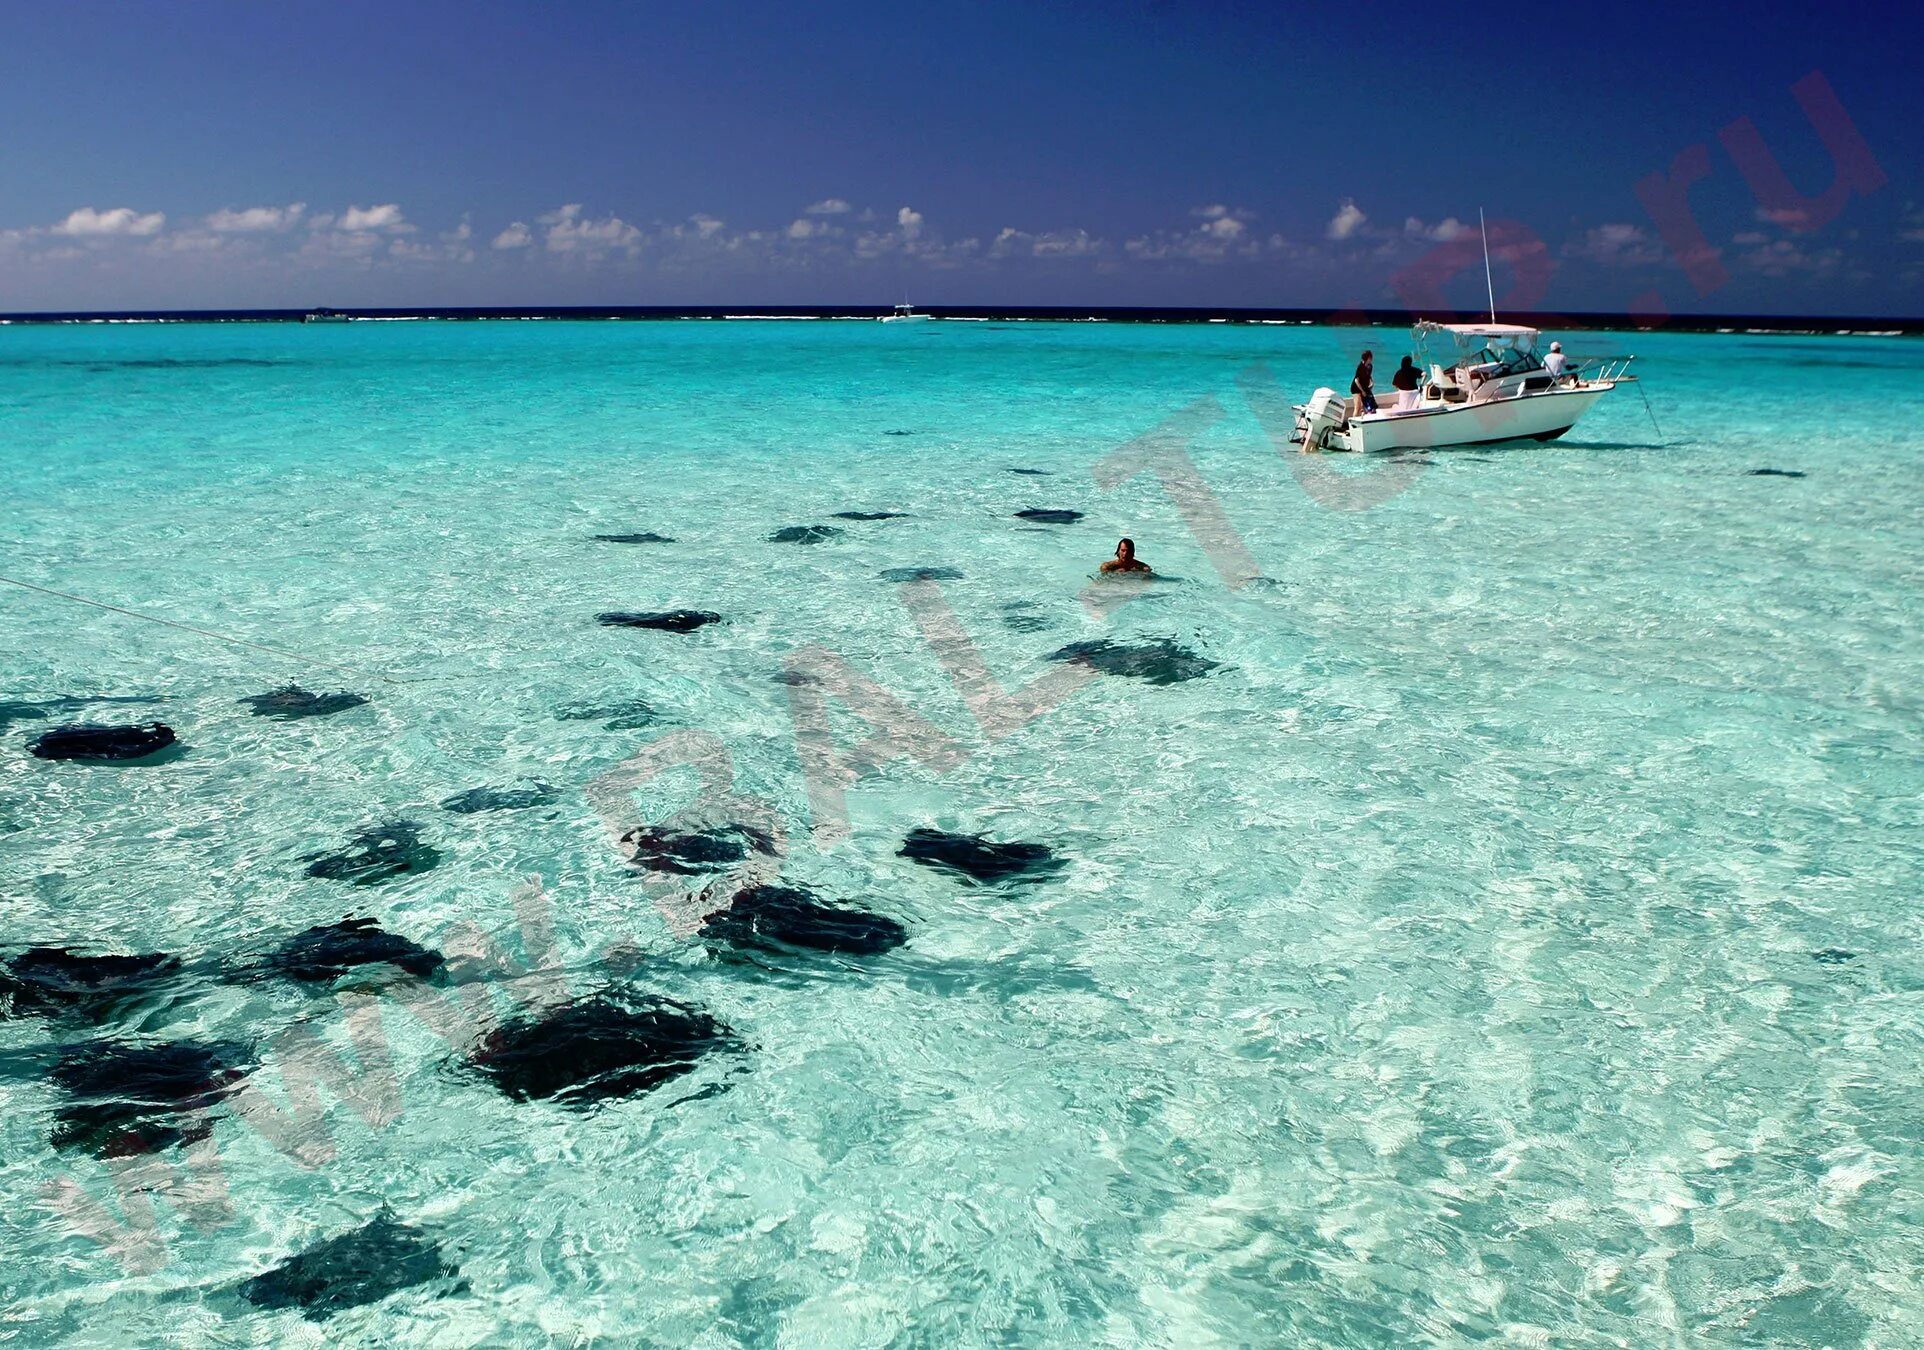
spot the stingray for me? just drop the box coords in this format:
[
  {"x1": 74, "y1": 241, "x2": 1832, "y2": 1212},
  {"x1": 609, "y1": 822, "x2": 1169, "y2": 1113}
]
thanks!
[
  {"x1": 439, "y1": 782, "x2": 560, "y2": 814},
  {"x1": 237, "y1": 1213, "x2": 465, "y2": 1321},
  {"x1": 0, "y1": 948, "x2": 183, "y2": 1023},
  {"x1": 622, "y1": 822, "x2": 776, "y2": 876},
  {"x1": 879, "y1": 566, "x2": 963, "y2": 583},
  {"x1": 592, "y1": 531, "x2": 676, "y2": 543},
  {"x1": 28, "y1": 723, "x2": 177, "y2": 762},
  {"x1": 596, "y1": 610, "x2": 723, "y2": 633},
  {"x1": 49, "y1": 1039, "x2": 248, "y2": 1157},
  {"x1": 303, "y1": 821, "x2": 440, "y2": 886},
  {"x1": 831, "y1": 511, "x2": 910, "y2": 521},
  {"x1": 469, "y1": 992, "x2": 737, "y2": 1107},
  {"x1": 898, "y1": 827, "x2": 1066, "y2": 885},
  {"x1": 239, "y1": 685, "x2": 370, "y2": 720},
  {"x1": 768, "y1": 525, "x2": 844, "y2": 544},
  {"x1": 1047, "y1": 638, "x2": 1218, "y2": 685},
  {"x1": 700, "y1": 885, "x2": 907, "y2": 957},
  {"x1": 554, "y1": 697, "x2": 660, "y2": 729},
  {"x1": 1748, "y1": 468, "x2": 1807, "y2": 478},
  {"x1": 1014, "y1": 508, "x2": 1083, "y2": 524},
  {"x1": 268, "y1": 917, "x2": 445, "y2": 983}
]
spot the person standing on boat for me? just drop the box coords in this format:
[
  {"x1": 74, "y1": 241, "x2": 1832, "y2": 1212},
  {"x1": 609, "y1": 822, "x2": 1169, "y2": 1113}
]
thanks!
[
  {"x1": 1351, "y1": 350, "x2": 1377, "y2": 413},
  {"x1": 1390, "y1": 354, "x2": 1423, "y2": 411}
]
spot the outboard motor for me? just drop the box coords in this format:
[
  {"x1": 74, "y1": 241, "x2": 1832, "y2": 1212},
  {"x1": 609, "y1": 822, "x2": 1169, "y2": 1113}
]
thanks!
[{"x1": 1293, "y1": 386, "x2": 1349, "y2": 452}]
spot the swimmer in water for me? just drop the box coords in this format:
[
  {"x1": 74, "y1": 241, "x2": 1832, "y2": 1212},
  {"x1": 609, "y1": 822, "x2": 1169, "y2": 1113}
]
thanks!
[{"x1": 1099, "y1": 537, "x2": 1152, "y2": 575}]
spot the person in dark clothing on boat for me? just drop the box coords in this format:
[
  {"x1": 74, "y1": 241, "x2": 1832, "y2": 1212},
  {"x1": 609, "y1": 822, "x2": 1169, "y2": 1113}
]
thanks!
[
  {"x1": 1391, "y1": 355, "x2": 1422, "y2": 392},
  {"x1": 1352, "y1": 350, "x2": 1377, "y2": 413}
]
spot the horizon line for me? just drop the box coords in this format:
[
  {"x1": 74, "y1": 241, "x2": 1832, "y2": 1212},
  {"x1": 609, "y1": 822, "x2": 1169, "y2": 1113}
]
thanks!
[{"x1": 1, "y1": 304, "x2": 1920, "y2": 334}]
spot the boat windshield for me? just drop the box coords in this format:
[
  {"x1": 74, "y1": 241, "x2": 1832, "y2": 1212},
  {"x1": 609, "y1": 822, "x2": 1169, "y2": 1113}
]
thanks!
[
  {"x1": 1468, "y1": 342, "x2": 1544, "y2": 374},
  {"x1": 1413, "y1": 323, "x2": 1544, "y2": 374}
]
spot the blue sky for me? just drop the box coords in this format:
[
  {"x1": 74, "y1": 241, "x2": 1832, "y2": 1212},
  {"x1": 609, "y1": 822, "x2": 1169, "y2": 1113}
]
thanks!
[{"x1": 2, "y1": 0, "x2": 1918, "y2": 315}]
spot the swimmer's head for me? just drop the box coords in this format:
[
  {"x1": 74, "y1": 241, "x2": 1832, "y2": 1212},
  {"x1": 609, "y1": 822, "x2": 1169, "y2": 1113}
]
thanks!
[{"x1": 1115, "y1": 537, "x2": 1135, "y2": 561}]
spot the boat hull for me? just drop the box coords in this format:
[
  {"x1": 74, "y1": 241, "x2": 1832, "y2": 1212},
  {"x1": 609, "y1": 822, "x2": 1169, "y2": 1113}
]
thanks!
[{"x1": 1333, "y1": 384, "x2": 1613, "y2": 452}]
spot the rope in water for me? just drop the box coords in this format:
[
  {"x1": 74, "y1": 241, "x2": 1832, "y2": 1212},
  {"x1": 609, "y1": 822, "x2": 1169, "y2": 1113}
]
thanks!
[
  {"x1": 1635, "y1": 377, "x2": 1666, "y2": 444},
  {"x1": 0, "y1": 574, "x2": 410, "y2": 686}
]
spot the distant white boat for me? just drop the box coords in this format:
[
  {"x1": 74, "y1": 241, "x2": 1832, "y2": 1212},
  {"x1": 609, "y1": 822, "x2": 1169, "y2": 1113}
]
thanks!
[
  {"x1": 880, "y1": 303, "x2": 932, "y2": 323},
  {"x1": 301, "y1": 308, "x2": 351, "y2": 324}
]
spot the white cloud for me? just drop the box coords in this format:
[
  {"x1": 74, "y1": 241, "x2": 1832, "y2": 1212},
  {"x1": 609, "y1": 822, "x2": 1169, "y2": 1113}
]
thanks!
[
  {"x1": 206, "y1": 203, "x2": 306, "y2": 233},
  {"x1": 1899, "y1": 203, "x2": 1924, "y2": 244},
  {"x1": 1565, "y1": 222, "x2": 1664, "y2": 267},
  {"x1": 804, "y1": 198, "x2": 851, "y2": 216},
  {"x1": 690, "y1": 214, "x2": 725, "y2": 239},
  {"x1": 991, "y1": 226, "x2": 1100, "y2": 259},
  {"x1": 540, "y1": 203, "x2": 642, "y2": 255},
  {"x1": 897, "y1": 206, "x2": 924, "y2": 241},
  {"x1": 1125, "y1": 206, "x2": 1266, "y2": 263},
  {"x1": 1326, "y1": 199, "x2": 1366, "y2": 241},
  {"x1": 338, "y1": 203, "x2": 409, "y2": 232},
  {"x1": 1403, "y1": 215, "x2": 1471, "y2": 242},
  {"x1": 492, "y1": 221, "x2": 532, "y2": 250},
  {"x1": 787, "y1": 217, "x2": 828, "y2": 240},
  {"x1": 1737, "y1": 237, "x2": 1841, "y2": 277},
  {"x1": 54, "y1": 206, "x2": 166, "y2": 237}
]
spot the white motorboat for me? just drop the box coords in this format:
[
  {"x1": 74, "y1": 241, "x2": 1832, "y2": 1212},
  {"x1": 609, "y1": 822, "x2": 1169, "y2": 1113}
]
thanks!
[
  {"x1": 301, "y1": 308, "x2": 352, "y2": 324},
  {"x1": 880, "y1": 302, "x2": 932, "y2": 323},
  {"x1": 1292, "y1": 321, "x2": 1637, "y2": 453}
]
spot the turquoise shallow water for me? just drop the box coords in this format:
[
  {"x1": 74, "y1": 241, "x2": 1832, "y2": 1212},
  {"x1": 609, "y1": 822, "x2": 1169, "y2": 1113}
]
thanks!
[{"x1": 2, "y1": 319, "x2": 1922, "y2": 1345}]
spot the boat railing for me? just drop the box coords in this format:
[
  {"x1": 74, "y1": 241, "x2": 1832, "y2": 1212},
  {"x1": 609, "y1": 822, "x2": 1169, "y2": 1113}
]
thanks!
[{"x1": 1571, "y1": 354, "x2": 1637, "y2": 383}]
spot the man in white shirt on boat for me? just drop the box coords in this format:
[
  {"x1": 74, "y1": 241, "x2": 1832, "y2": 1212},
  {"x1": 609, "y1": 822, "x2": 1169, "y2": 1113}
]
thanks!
[{"x1": 1544, "y1": 341, "x2": 1570, "y2": 383}]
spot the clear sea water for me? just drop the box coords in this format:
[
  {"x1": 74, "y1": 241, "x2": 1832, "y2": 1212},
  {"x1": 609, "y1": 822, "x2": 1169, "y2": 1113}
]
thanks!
[{"x1": 2, "y1": 318, "x2": 1920, "y2": 1346}]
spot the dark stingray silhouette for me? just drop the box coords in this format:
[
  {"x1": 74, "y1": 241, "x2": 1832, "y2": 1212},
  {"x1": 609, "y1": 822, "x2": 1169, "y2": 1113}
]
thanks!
[
  {"x1": 831, "y1": 511, "x2": 910, "y2": 521},
  {"x1": 28, "y1": 723, "x2": 177, "y2": 762},
  {"x1": 1748, "y1": 468, "x2": 1807, "y2": 478},
  {"x1": 304, "y1": 821, "x2": 441, "y2": 886},
  {"x1": 623, "y1": 822, "x2": 776, "y2": 875},
  {"x1": 596, "y1": 610, "x2": 723, "y2": 632},
  {"x1": 49, "y1": 1039, "x2": 248, "y2": 1157},
  {"x1": 470, "y1": 992, "x2": 737, "y2": 1107},
  {"x1": 440, "y1": 782, "x2": 560, "y2": 814},
  {"x1": 238, "y1": 686, "x2": 369, "y2": 720},
  {"x1": 554, "y1": 698, "x2": 659, "y2": 729},
  {"x1": 898, "y1": 828, "x2": 1066, "y2": 885},
  {"x1": 1009, "y1": 468, "x2": 1052, "y2": 476},
  {"x1": 237, "y1": 1213, "x2": 465, "y2": 1321},
  {"x1": 768, "y1": 525, "x2": 844, "y2": 544},
  {"x1": 592, "y1": 531, "x2": 675, "y2": 543},
  {"x1": 268, "y1": 917, "x2": 445, "y2": 983},
  {"x1": 1015, "y1": 508, "x2": 1083, "y2": 524},
  {"x1": 0, "y1": 948, "x2": 182, "y2": 1023},
  {"x1": 1047, "y1": 638, "x2": 1219, "y2": 685},
  {"x1": 879, "y1": 566, "x2": 963, "y2": 583},
  {"x1": 700, "y1": 885, "x2": 907, "y2": 957}
]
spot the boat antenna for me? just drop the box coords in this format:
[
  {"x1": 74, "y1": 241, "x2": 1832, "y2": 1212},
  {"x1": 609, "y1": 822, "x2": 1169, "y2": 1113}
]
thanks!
[{"x1": 1479, "y1": 207, "x2": 1497, "y2": 324}]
